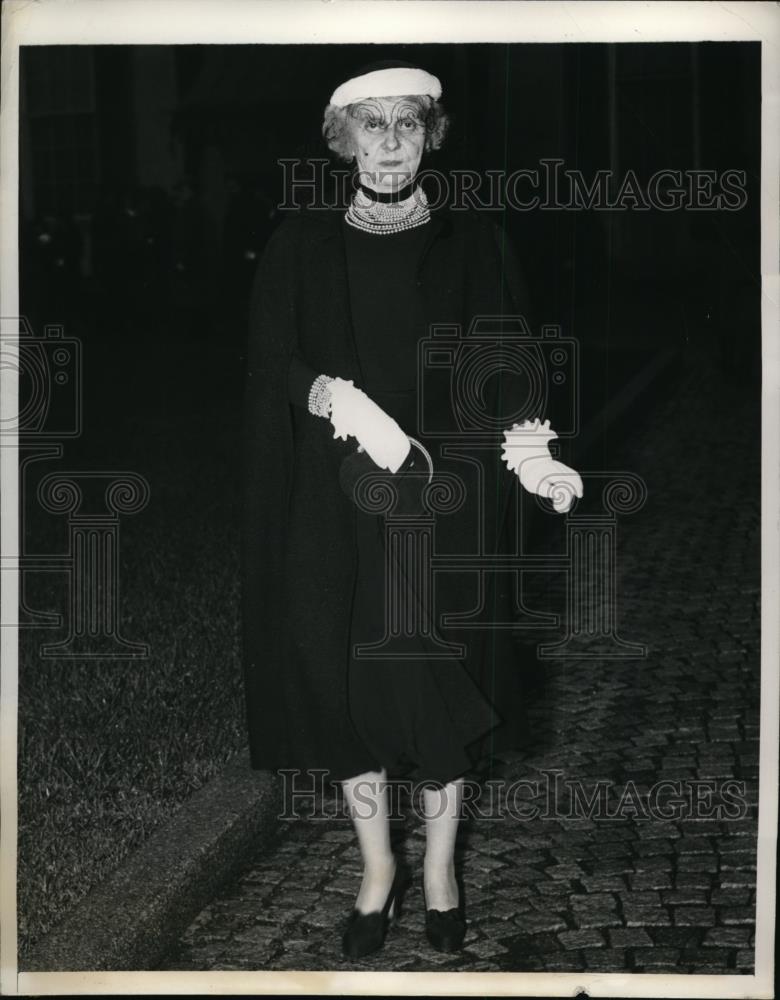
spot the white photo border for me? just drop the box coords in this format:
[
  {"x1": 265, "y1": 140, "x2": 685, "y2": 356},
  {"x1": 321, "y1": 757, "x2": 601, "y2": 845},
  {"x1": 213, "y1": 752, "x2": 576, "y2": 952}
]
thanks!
[{"x1": 1, "y1": 2, "x2": 777, "y2": 997}]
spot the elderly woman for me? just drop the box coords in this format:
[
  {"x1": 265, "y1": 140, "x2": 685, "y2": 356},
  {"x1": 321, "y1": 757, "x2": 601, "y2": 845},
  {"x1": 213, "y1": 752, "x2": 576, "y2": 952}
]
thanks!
[{"x1": 242, "y1": 59, "x2": 582, "y2": 959}]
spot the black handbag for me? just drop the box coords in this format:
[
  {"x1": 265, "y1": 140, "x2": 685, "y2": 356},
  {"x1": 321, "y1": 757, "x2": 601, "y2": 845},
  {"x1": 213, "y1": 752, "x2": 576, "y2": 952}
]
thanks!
[{"x1": 339, "y1": 437, "x2": 433, "y2": 517}]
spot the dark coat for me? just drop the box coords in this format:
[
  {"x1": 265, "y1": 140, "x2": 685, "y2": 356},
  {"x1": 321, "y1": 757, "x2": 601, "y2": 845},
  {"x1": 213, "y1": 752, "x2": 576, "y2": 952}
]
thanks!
[{"x1": 241, "y1": 198, "x2": 537, "y2": 782}]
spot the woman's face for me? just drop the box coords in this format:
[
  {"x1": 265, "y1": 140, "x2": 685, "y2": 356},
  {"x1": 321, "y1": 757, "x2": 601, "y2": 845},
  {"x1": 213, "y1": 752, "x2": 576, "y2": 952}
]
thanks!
[{"x1": 346, "y1": 95, "x2": 428, "y2": 192}]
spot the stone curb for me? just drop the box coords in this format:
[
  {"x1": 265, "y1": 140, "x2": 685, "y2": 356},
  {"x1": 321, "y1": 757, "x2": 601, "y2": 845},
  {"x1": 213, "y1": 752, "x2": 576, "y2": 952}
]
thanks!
[{"x1": 22, "y1": 755, "x2": 280, "y2": 971}]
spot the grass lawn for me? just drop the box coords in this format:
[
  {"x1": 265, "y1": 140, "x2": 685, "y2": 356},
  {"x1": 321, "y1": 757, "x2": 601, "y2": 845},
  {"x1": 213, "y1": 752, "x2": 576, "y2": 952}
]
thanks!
[{"x1": 17, "y1": 332, "x2": 250, "y2": 957}]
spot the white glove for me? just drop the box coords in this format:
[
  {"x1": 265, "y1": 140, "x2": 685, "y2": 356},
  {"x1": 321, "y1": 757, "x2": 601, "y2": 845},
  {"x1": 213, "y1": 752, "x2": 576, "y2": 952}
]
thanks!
[
  {"x1": 501, "y1": 418, "x2": 583, "y2": 513},
  {"x1": 327, "y1": 377, "x2": 411, "y2": 474}
]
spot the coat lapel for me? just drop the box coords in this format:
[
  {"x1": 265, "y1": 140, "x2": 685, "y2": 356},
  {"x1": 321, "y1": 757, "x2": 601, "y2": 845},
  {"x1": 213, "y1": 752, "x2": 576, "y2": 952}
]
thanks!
[{"x1": 301, "y1": 207, "x2": 365, "y2": 383}]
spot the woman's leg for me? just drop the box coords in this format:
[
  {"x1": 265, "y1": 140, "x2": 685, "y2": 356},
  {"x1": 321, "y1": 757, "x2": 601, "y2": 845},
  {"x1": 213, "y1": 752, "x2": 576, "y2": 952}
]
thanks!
[
  {"x1": 422, "y1": 778, "x2": 464, "y2": 911},
  {"x1": 341, "y1": 767, "x2": 397, "y2": 913}
]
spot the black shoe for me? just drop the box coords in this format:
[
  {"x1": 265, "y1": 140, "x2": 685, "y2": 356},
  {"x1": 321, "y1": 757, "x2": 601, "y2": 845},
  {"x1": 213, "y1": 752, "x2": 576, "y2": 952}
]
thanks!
[
  {"x1": 423, "y1": 877, "x2": 466, "y2": 953},
  {"x1": 342, "y1": 860, "x2": 411, "y2": 959}
]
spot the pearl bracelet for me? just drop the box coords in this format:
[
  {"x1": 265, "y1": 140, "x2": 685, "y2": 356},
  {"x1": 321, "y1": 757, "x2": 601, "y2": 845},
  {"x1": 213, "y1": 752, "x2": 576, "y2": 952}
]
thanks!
[{"x1": 308, "y1": 374, "x2": 335, "y2": 418}]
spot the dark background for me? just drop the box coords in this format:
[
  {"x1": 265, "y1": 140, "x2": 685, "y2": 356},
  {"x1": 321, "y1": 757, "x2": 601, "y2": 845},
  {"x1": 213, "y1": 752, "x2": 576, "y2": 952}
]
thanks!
[
  {"x1": 17, "y1": 38, "x2": 763, "y2": 688},
  {"x1": 19, "y1": 42, "x2": 761, "y2": 428}
]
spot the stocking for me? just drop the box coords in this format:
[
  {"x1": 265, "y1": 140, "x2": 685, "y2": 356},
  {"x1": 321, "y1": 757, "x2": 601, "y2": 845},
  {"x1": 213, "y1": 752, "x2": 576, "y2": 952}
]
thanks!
[
  {"x1": 422, "y1": 779, "x2": 464, "y2": 911},
  {"x1": 341, "y1": 768, "x2": 397, "y2": 914}
]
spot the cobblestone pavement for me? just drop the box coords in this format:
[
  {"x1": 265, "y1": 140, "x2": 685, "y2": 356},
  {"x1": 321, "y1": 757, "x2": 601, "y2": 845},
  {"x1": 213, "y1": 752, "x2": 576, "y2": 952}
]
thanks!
[{"x1": 164, "y1": 335, "x2": 761, "y2": 974}]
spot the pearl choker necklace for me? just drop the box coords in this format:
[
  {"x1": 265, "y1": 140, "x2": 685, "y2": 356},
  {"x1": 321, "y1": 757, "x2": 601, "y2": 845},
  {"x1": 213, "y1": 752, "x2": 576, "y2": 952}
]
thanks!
[{"x1": 345, "y1": 183, "x2": 430, "y2": 235}]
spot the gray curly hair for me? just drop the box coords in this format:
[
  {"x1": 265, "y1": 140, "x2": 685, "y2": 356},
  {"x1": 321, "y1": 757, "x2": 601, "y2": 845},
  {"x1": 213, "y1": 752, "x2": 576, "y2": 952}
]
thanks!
[{"x1": 322, "y1": 95, "x2": 450, "y2": 162}]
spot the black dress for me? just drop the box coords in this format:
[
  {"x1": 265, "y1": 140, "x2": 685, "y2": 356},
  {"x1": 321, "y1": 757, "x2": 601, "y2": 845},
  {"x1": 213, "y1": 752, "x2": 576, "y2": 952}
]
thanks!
[
  {"x1": 248, "y1": 203, "x2": 532, "y2": 784},
  {"x1": 340, "y1": 219, "x2": 501, "y2": 785}
]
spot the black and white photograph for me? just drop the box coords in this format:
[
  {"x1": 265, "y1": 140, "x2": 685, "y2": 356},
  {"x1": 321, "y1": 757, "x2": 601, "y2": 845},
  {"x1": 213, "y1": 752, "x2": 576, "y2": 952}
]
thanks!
[{"x1": 1, "y1": 2, "x2": 778, "y2": 997}]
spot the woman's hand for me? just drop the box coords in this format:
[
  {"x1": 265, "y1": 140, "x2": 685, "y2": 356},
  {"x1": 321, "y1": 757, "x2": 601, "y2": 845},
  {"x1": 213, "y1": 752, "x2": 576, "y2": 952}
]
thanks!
[
  {"x1": 501, "y1": 418, "x2": 583, "y2": 513},
  {"x1": 328, "y1": 377, "x2": 411, "y2": 473}
]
